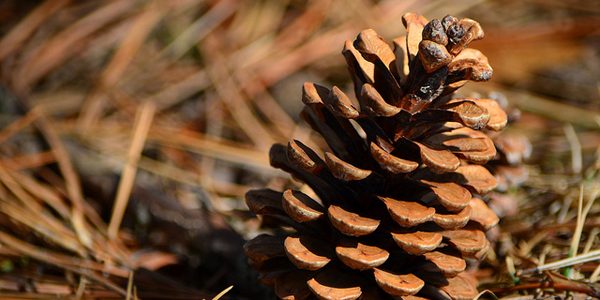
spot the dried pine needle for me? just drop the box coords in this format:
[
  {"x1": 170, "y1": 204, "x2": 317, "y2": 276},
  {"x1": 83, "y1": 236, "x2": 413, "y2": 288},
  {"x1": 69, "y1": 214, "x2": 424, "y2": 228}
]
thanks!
[
  {"x1": 108, "y1": 102, "x2": 156, "y2": 239},
  {"x1": 211, "y1": 285, "x2": 233, "y2": 300}
]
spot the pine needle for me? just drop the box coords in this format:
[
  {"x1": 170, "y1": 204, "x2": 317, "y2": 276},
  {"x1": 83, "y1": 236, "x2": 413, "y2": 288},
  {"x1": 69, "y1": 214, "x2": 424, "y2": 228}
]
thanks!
[
  {"x1": 108, "y1": 102, "x2": 156, "y2": 239},
  {"x1": 522, "y1": 248, "x2": 600, "y2": 275},
  {"x1": 563, "y1": 124, "x2": 582, "y2": 174},
  {"x1": 126, "y1": 271, "x2": 134, "y2": 300},
  {"x1": 211, "y1": 285, "x2": 233, "y2": 300}
]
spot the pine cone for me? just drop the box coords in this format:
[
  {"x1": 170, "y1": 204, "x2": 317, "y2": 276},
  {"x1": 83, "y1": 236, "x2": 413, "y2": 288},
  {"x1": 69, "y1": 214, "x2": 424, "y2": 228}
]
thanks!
[{"x1": 245, "y1": 13, "x2": 507, "y2": 300}]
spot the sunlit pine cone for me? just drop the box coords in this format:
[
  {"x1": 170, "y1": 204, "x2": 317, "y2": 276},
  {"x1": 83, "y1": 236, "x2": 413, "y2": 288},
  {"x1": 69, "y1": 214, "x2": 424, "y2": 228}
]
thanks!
[{"x1": 245, "y1": 13, "x2": 508, "y2": 300}]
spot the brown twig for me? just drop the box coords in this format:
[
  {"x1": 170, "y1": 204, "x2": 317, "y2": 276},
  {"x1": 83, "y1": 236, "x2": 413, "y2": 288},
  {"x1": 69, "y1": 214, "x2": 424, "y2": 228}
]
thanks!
[{"x1": 491, "y1": 272, "x2": 600, "y2": 297}]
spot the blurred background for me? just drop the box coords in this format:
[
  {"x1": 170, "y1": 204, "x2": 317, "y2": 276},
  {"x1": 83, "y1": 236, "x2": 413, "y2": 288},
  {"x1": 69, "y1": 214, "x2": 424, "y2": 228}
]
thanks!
[{"x1": 0, "y1": 0, "x2": 598, "y2": 299}]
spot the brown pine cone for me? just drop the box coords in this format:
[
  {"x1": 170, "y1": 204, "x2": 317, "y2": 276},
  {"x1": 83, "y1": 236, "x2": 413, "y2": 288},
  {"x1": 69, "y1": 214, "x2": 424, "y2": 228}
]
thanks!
[{"x1": 245, "y1": 13, "x2": 507, "y2": 300}]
